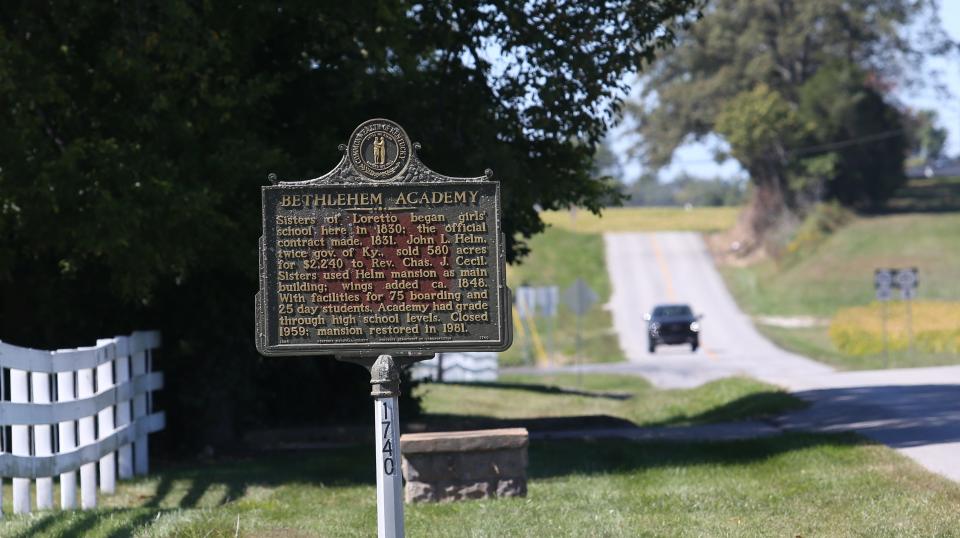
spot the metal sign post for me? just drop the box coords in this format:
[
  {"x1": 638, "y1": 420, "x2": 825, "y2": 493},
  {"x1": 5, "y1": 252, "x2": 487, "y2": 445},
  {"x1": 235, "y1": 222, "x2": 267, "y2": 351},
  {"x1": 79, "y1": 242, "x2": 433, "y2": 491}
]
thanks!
[
  {"x1": 897, "y1": 268, "x2": 919, "y2": 356},
  {"x1": 873, "y1": 267, "x2": 920, "y2": 367},
  {"x1": 371, "y1": 355, "x2": 404, "y2": 538},
  {"x1": 874, "y1": 269, "x2": 893, "y2": 366}
]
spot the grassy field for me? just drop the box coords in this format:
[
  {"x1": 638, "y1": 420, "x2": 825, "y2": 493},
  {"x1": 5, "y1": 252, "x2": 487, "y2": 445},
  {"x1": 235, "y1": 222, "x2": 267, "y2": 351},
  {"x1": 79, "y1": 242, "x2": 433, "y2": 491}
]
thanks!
[
  {"x1": 505, "y1": 206, "x2": 741, "y2": 367},
  {"x1": 721, "y1": 208, "x2": 960, "y2": 370},
  {"x1": 541, "y1": 206, "x2": 740, "y2": 234},
  {"x1": 503, "y1": 226, "x2": 620, "y2": 366},
  {"x1": 4, "y1": 434, "x2": 960, "y2": 537},
  {"x1": 721, "y1": 212, "x2": 960, "y2": 317},
  {"x1": 416, "y1": 373, "x2": 805, "y2": 427}
]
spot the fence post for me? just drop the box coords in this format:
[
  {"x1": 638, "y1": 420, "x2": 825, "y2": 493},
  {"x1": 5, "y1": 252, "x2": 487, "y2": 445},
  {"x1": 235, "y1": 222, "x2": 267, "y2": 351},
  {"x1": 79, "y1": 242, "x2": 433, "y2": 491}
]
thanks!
[
  {"x1": 32, "y1": 372, "x2": 54, "y2": 509},
  {"x1": 11, "y1": 369, "x2": 31, "y2": 514},
  {"x1": 56, "y1": 366, "x2": 78, "y2": 510},
  {"x1": 132, "y1": 347, "x2": 149, "y2": 475},
  {"x1": 115, "y1": 339, "x2": 133, "y2": 480},
  {"x1": 96, "y1": 339, "x2": 117, "y2": 494},
  {"x1": 77, "y1": 367, "x2": 97, "y2": 509}
]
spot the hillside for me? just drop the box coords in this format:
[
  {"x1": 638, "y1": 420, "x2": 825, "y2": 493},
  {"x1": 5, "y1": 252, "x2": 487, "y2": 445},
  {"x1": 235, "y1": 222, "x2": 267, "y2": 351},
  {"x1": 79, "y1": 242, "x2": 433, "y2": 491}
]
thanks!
[{"x1": 720, "y1": 179, "x2": 960, "y2": 370}]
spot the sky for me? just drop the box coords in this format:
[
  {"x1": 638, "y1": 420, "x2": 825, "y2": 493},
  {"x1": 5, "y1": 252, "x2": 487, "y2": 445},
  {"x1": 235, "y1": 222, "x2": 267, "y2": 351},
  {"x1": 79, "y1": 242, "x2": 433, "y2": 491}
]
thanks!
[{"x1": 612, "y1": 3, "x2": 960, "y2": 183}]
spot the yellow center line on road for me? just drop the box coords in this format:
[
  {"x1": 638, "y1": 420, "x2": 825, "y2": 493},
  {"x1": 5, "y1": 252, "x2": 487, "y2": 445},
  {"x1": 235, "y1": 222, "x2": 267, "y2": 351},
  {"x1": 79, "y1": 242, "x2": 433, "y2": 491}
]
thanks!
[
  {"x1": 648, "y1": 234, "x2": 677, "y2": 302},
  {"x1": 648, "y1": 234, "x2": 718, "y2": 361}
]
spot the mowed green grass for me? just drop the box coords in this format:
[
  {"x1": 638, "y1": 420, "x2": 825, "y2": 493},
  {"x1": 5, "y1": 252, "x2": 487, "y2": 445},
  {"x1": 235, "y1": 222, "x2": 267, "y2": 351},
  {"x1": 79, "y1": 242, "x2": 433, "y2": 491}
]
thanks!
[
  {"x1": 4, "y1": 435, "x2": 960, "y2": 537},
  {"x1": 505, "y1": 207, "x2": 741, "y2": 367},
  {"x1": 721, "y1": 211, "x2": 960, "y2": 369},
  {"x1": 416, "y1": 373, "x2": 805, "y2": 427}
]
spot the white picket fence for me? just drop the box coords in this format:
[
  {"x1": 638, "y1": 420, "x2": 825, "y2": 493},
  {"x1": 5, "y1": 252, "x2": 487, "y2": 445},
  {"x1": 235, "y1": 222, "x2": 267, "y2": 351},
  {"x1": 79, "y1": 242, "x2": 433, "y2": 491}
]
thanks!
[
  {"x1": 410, "y1": 352, "x2": 498, "y2": 383},
  {"x1": 0, "y1": 331, "x2": 164, "y2": 515}
]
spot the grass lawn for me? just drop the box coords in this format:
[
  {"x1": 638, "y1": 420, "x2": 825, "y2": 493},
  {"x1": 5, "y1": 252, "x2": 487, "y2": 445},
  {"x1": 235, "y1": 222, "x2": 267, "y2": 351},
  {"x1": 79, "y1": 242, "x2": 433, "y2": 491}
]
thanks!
[
  {"x1": 720, "y1": 206, "x2": 960, "y2": 370},
  {"x1": 4, "y1": 434, "x2": 960, "y2": 537},
  {"x1": 416, "y1": 373, "x2": 806, "y2": 427}
]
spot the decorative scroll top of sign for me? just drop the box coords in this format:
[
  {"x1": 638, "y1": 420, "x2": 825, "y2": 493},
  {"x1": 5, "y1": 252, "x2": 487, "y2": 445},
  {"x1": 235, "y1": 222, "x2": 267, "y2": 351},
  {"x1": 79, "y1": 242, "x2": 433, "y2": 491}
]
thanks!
[
  {"x1": 274, "y1": 118, "x2": 491, "y2": 186},
  {"x1": 256, "y1": 118, "x2": 511, "y2": 358}
]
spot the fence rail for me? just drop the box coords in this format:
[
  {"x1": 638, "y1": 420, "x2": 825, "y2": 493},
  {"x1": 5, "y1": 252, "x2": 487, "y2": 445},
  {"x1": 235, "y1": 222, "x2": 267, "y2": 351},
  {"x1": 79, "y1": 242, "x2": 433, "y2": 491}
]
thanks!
[
  {"x1": 0, "y1": 331, "x2": 164, "y2": 515},
  {"x1": 410, "y1": 352, "x2": 498, "y2": 383}
]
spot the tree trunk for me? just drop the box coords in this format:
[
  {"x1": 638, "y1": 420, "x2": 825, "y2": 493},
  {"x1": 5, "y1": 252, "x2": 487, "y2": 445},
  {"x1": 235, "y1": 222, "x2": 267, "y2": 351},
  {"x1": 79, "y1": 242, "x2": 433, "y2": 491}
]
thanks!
[{"x1": 728, "y1": 171, "x2": 791, "y2": 256}]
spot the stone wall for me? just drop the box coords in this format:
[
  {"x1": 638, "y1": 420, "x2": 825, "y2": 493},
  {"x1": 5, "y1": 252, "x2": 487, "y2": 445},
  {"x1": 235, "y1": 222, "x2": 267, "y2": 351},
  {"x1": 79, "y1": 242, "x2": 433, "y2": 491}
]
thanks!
[{"x1": 400, "y1": 428, "x2": 528, "y2": 503}]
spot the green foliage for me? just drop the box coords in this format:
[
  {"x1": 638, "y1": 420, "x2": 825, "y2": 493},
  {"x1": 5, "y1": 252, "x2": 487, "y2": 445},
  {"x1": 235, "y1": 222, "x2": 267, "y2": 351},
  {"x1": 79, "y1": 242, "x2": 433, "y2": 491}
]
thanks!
[
  {"x1": 0, "y1": 1, "x2": 703, "y2": 451},
  {"x1": 629, "y1": 0, "x2": 950, "y2": 226},
  {"x1": 797, "y1": 62, "x2": 908, "y2": 208}
]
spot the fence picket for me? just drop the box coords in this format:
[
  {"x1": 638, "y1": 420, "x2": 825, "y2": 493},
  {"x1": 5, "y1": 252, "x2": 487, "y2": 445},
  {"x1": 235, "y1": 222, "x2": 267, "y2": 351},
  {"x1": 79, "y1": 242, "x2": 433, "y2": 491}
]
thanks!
[
  {"x1": 115, "y1": 348, "x2": 133, "y2": 480},
  {"x1": 11, "y1": 369, "x2": 31, "y2": 514},
  {"x1": 132, "y1": 349, "x2": 149, "y2": 476},
  {"x1": 32, "y1": 372, "x2": 54, "y2": 509},
  {"x1": 77, "y1": 367, "x2": 97, "y2": 509},
  {"x1": 56, "y1": 368, "x2": 78, "y2": 509},
  {"x1": 96, "y1": 338, "x2": 117, "y2": 494}
]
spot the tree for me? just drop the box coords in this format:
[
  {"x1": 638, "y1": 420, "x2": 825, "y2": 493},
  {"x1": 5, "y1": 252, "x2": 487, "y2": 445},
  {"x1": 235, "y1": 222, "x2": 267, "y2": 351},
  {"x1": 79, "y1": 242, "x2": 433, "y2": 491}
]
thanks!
[
  {"x1": 797, "y1": 62, "x2": 907, "y2": 208},
  {"x1": 627, "y1": 0, "x2": 952, "y2": 238},
  {"x1": 0, "y1": 0, "x2": 702, "y2": 451}
]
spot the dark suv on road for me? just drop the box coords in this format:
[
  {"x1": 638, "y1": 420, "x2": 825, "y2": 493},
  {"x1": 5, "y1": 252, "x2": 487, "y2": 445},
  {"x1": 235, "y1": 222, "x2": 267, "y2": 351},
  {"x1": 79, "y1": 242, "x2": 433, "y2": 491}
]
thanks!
[{"x1": 645, "y1": 304, "x2": 701, "y2": 353}]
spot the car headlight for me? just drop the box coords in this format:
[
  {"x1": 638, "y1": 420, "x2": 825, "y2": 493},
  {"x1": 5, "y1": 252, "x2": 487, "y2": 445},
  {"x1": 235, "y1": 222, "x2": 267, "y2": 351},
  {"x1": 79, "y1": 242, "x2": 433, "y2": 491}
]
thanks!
[
  {"x1": 649, "y1": 322, "x2": 660, "y2": 335},
  {"x1": 690, "y1": 321, "x2": 700, "y2": 332}
]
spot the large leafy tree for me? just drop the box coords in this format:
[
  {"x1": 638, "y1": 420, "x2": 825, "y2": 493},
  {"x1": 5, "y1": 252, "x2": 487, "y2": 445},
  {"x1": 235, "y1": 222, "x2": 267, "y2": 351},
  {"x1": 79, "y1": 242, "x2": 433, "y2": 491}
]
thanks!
[
  {"x1": 628, "y1": 0, "x2": 951, "y2": 239},
  {"x1": 0, "y1": 1, "x2": 701, "y2": 450}
]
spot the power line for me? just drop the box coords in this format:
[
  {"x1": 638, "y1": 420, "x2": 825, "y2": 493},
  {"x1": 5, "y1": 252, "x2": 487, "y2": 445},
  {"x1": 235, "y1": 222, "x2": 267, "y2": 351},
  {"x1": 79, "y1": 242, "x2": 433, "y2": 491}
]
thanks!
[{"x1": 664, "y1": 128, "x2": 908, "y2": 166}]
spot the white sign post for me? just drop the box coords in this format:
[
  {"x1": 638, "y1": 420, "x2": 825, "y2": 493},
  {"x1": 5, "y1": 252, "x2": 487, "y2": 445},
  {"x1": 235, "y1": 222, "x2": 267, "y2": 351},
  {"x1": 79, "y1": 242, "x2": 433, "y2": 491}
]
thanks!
[
  {"x1": 367, "y1": 355, "x2": 404, "y2": 538},
  {"x1": 873, "y1": 268, "x2": 920, "y2": 367},
  {"x1": 896, "y1": 268, "x2": 919, "y2": 355},
  {"x1": 874, "y1": 269, "x2": 893, "y2": 365}
]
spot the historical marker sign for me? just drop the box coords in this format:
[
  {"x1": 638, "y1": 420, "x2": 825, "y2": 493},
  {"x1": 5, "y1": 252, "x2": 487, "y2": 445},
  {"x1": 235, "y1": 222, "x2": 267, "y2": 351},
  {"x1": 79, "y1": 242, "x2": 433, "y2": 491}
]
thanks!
[{"x1": 256, "y1": 119, "x2": 512, "y2": 357}]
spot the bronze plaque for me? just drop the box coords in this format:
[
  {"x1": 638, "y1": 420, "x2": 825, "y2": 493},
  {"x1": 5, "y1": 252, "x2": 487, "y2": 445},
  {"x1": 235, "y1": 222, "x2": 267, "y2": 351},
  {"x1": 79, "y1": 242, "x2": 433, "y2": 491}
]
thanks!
[{"x1": 256, "y1": 119, "x2": 512, "y2": 357}]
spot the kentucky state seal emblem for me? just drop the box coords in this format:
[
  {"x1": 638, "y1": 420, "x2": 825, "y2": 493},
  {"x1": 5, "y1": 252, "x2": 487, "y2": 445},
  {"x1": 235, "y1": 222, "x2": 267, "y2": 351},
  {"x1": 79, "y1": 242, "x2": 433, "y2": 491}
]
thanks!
[{"x1": 348, "y1": 118, "x2": 411, "y2": 181}]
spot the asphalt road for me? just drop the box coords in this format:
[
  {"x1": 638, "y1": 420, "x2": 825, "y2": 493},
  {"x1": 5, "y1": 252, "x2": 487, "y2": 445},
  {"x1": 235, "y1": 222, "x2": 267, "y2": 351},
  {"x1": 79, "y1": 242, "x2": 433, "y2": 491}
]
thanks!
[
  {"x1": 602, "y1": 231, "x2": 833, "y2": 388},
  {"x1": 507, "y1": 231, "x2": 960, "y2": 482}
]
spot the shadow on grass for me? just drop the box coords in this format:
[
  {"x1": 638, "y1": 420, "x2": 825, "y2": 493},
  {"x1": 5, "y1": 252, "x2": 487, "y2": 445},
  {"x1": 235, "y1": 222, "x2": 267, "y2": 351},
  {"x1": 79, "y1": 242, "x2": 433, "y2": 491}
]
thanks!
[
  {"x1": 528, "y1": 432, "x2": 871, "y2": 480},
  {"x1": 649, "y1": 390, "x2": 808, "y2": 427},
  {"x1": 10, "y1": 449, "x2": 374, "y2": 537},
  {"x1": 432, "y1": 381, "x2": 634, "y2": 400},
  {"x1": 414, "y1": 386, "x2": 806, "y2": 432},
  {"x1": 414, "y1": 413, "x2": 638, "y2": 433},
  {"x1": 9, "y1": 508, "x2": 177, "y2": 538}
]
